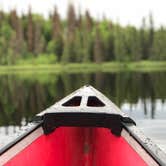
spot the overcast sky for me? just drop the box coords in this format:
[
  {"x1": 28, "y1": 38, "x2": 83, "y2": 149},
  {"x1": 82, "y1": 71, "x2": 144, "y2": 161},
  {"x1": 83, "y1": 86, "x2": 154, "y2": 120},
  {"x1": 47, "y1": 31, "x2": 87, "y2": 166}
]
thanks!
[{"x1": 0, "y1": 0, "x2": 165, "y2": 27}]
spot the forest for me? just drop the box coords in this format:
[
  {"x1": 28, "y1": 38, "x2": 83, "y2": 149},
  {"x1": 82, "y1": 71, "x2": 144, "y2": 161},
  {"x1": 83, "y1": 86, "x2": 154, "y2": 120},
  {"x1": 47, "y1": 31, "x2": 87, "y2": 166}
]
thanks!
[{"x1": 0, "y1": 4, "x2": 166, "y2": 65}]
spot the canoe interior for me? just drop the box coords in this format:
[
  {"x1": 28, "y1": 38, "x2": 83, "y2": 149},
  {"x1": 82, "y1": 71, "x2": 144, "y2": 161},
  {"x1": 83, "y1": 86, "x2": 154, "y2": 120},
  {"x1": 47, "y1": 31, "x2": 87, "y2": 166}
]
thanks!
[{"x1": 4, "y1": 127, "x2": 148, "y2": 166}]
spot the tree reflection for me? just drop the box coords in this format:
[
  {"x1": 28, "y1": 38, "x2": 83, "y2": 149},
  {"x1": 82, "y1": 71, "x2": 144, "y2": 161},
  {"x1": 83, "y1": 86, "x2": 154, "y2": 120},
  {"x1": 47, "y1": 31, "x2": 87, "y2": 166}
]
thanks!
[{"x1": 0, "y1": 72, "x2": 165, "y2": 128}]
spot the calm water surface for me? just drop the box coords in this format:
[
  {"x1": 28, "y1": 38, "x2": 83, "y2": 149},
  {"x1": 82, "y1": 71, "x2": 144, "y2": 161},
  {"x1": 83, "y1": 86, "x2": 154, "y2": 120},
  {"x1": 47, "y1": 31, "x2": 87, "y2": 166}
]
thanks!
[{"x1": 0, "y1": 71, "x2": 166, "y2": 151}]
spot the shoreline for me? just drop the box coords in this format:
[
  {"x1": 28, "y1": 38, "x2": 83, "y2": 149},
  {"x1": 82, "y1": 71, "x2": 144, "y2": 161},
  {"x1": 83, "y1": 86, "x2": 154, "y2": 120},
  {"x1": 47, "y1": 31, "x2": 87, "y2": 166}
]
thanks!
[{"x1": 0, "y1": 61, "x2": 165, "y2": 74}]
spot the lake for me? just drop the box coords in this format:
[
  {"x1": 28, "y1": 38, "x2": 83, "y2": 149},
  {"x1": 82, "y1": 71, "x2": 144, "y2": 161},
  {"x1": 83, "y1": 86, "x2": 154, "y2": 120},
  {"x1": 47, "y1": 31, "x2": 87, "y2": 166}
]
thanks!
[{"x1": 0, "y1": 71, "x2": 166, "y2": 152}]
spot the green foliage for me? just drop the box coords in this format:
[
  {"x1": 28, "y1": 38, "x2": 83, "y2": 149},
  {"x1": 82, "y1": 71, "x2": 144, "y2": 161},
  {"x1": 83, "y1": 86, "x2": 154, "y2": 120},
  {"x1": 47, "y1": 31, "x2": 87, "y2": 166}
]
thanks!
[
  {"x1": 0, "y1": 7, "x2": 165, "y2": 65},
  {"x1": 0, "y1": 23, "x2": 13, "y2": 40},
  {"x1": 43, "y1": 20, "x2": 52, "y2": 42},
  {"x1": 151, "y1": 27, "x2": 166, "y2": 60},
  {"x1": 114, "y1": 25, "x2": 128, "y2": 61},
  {"x1": 17, "y1": 54, "x2": 57, "y2": 65},
  {"x1": 47, "y1": 39, "x2": 63, "y2": 61}
]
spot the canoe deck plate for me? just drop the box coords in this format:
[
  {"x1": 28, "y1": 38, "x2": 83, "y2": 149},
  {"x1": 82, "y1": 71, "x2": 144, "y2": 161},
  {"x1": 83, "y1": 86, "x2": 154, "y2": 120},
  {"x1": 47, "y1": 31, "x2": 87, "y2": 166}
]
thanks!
[{"x1": 34, "y1": 85, "x2": 135, "y2": 136}]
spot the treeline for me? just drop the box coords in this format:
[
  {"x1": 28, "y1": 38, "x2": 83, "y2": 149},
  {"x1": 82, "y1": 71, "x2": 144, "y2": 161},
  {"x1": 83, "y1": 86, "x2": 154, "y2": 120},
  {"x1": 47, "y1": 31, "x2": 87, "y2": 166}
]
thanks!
[{"x1": 0, "y1": 4, "x2": 166, "y2": 65}]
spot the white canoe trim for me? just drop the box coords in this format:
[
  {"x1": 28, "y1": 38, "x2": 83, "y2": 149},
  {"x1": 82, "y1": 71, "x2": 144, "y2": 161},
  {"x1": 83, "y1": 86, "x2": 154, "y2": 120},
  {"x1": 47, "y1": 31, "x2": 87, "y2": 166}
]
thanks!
[
  {"x1": 122, "y1": 129, "x2": 159, "y2": 166},
  {"x1": 36, "y1": 85, "x2": 128, "y2": 117},
  {"x1": 0, "y1": 127, "x2": 43, "y2": 165},
  {"x1": 124, "y1": 124, "x2": 166, "y2": 166}
]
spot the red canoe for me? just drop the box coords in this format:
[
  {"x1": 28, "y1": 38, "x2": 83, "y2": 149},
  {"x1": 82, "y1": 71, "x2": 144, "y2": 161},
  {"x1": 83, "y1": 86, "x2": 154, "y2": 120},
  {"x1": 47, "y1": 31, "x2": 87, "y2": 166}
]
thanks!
[{"x1": 0, "y1": 85, "x2": 166, "y2": 166}]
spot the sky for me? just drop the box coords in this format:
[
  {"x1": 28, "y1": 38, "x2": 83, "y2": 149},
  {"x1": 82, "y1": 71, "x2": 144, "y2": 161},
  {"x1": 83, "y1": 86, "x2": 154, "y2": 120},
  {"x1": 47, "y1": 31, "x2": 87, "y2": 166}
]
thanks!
[{"x1": 0, "y1": 0, "x2": 165, "y2": 27}]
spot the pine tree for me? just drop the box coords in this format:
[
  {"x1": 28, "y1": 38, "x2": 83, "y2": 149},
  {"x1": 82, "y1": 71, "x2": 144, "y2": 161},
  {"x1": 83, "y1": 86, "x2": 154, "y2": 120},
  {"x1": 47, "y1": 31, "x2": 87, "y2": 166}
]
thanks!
[
  {"x1": 52, "y1": 7, "x2": 61, "y2": 39},
  {"x1": 10, "y1": 10, "x2": 25, "y2": 58},
  {"x1": 93, "y1": 26, "x2": 104, "y2": 63},
  {"x1": 0, "y1": 10, "x2": 4, "y2": 21},
  {"x1": 74, "y1": 30, "x2": 84, "y2": 62},
  {"x1": 140, "y1": 18, "x2": 148, "y2": 60},
  {"x1": 148, "y1": 13, "x2": 154, "y2": 58},
  {"x1": 27, "y1": 7, "x2": 34, "y2": 53},
  {"x1": 85, "y1": 10, "x2": 93, "y2": 32},
  {"x1": 34, "y1": 21, "x2": 45, "y2": 55},
  {"x1": 114, "y1": 24, "x2": 127, "y2": 61},
  {"x1": 152, "y1": 26, "x2": 166, "y2": 60},
  {"x1": 51, "y1": 7, "x2": 63, "y2": 61},
  {"x1": 83, "y1": 10, "x2": 94, "y2": 62},
  {"x1": 106, "y1": 24, "x2": 115, "y2": 61},
  {"x1": 67, "y1": 4, "x2": 77, "y2": 35},
  {"x1": 99, "y1": 20, "x2": 115, "y2": 61},
  {"x1": 10, "y1": 9, "x2": 18, "y2": 30},
  {"x1": 62, "y1": 4, "x2": 77, "y2": 62},
  {"x1": 124, "y1": 26, "x2": 141, "y2": 61},
  {"x1": 77, "y1": 12, "x2": 82, "y2": 30}
]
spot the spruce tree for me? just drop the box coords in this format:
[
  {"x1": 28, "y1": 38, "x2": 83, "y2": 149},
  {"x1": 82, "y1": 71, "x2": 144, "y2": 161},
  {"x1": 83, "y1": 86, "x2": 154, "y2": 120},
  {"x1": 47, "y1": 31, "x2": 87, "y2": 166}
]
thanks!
[
  {"x1": 52, "y1": 7, "x2": 63, "y2": 61},
  {"x1": 93, "y1": 26, "x2": 104, "y2": 63},
  {"x1": 27, "y1": 7, "x2": 34, "y2": 53},
  {"x1": 62, "y1": 4, "x2": 77, "y2": 62}
]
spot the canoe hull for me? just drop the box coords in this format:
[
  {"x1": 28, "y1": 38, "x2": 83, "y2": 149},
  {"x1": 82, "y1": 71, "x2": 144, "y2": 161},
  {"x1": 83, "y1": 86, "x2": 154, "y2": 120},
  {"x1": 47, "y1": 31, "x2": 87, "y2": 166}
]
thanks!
[{"x1": 3, "y1": 127, "x2": 149, "y2": 166}]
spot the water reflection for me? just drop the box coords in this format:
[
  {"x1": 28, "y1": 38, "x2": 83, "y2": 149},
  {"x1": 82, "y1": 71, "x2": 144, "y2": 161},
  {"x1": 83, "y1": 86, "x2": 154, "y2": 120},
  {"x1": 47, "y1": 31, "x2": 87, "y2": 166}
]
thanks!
[{"x1": 0, "y1": 72, "x2": 165, "y2": 129}]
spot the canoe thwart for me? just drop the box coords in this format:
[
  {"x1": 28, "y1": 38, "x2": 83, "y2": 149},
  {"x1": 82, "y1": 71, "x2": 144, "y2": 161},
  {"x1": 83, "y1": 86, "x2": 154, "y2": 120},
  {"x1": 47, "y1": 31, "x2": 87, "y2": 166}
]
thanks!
[{"x1": 42, "y1": 112, "x2": 135, "y2": 136}]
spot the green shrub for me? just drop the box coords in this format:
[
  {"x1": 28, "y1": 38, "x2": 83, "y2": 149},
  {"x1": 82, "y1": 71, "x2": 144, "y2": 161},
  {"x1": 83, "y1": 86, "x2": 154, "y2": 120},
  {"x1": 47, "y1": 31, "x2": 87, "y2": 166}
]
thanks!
[{"x1": 17, "y1": 54, "x2": 57, "y2": 65}]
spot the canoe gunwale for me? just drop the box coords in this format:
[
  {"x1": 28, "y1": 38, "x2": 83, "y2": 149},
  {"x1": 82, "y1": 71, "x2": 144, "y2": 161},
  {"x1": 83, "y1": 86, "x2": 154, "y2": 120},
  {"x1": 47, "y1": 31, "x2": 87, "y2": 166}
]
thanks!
[
  {"x1": 0, "y1": 122, "x2": 42, "y2": 156},
  {"x1": 123, "y1": 123, "x2": 166, "y2": 166}
]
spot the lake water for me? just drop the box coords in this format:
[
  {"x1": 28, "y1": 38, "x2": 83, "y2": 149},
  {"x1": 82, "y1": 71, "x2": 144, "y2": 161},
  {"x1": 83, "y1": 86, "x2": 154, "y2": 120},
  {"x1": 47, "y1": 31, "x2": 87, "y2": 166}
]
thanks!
[{"x1": 0, "y1": 71, "x2": 166, "y2": 152}]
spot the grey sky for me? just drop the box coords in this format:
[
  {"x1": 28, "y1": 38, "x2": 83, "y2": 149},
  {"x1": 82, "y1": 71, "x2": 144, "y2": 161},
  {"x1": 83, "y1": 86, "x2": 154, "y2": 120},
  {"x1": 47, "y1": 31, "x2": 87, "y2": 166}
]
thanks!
[{"x1": 0, "y1": 0, "x2": 165, "y2": 27}]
